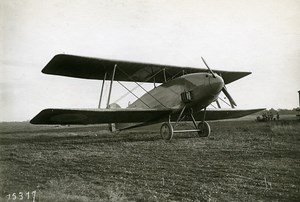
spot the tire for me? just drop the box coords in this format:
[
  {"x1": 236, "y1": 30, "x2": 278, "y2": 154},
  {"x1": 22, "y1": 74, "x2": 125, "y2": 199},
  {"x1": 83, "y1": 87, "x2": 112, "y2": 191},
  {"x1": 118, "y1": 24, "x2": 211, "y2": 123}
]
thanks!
[
  {"x1": 160, "y1": 122, "x2": 174, "y2": 140},
  {"x1": 197, "y1": 121, "x2": 211, "y2": 137}
]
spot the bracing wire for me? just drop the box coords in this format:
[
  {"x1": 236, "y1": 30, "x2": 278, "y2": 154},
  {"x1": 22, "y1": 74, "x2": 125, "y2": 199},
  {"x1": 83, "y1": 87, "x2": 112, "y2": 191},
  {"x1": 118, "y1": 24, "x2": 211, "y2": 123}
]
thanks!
[
  {"x1": 218, "y1": 97, "x2": 231, "y2": 108},
  {"x1": 112, "y1": 68, "x2": 165, "y2": 104},
  {"x1": 117, "y1": 81, "x2": 151, "y2": 108},
  {"x1": 118, "y1": 67, "x2": 168, "y2": 108}
]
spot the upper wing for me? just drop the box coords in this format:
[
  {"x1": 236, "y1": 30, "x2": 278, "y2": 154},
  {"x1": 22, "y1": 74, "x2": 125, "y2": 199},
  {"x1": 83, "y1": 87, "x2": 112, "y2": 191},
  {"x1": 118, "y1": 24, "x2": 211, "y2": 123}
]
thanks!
[
  {"x1": 30, "y1": 108, "x2": 172, "y2": 125},
  {"x1": 190, "y1": 108, "x2": 265, "y2": 121},
  {"x1": 42, "y1": 54, "x2": 251, "y2": 84}
]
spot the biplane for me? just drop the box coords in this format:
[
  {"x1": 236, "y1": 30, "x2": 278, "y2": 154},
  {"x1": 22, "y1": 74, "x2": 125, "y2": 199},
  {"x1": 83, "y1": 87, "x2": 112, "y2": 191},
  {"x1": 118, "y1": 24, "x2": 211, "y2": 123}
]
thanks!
[{"x1": 31, "y1": 54, "x2": 263, "y2": 140}]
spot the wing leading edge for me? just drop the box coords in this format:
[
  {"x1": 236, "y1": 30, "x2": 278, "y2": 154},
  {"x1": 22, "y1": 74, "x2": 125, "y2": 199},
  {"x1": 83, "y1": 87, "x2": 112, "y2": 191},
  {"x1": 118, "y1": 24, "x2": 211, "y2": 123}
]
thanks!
[
  {"x1": 30, "y1": 108, "x2": 172, "y2": 125},
  {"x1": 42, "y1": 54, "x2": 251, "y2": 84}
]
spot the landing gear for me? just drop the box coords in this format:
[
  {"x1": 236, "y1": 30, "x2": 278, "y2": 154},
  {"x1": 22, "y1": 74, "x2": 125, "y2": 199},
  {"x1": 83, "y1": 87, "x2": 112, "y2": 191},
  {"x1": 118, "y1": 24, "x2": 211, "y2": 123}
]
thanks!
[
  {"x1": 160, "y1": 122, "x2": 174, "y2": 140},
  {"x1": 197, "y1": 121, "x2": 211, "y2": 137},
  {"x1": 159, "y1": 107, "x2": 211, "y2": 140}
]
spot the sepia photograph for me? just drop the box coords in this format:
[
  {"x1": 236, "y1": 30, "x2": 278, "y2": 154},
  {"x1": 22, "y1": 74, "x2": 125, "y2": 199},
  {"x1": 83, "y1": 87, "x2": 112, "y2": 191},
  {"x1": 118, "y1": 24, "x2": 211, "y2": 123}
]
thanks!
[{"x1": 1, "y1": 0, "x2": 299, "y2": 201}]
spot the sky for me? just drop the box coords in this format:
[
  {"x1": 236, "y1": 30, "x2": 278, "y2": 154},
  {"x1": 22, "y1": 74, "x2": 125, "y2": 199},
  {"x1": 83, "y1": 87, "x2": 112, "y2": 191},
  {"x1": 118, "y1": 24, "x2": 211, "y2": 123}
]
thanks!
[{"x1": 1, "y1": 0, "x2": 300, "y2": 122}]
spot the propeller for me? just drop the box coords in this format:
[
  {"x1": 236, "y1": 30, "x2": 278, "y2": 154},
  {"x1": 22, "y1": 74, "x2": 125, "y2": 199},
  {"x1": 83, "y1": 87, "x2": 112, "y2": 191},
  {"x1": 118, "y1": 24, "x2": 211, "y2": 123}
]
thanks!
[
  {"x1": 222, "y1": 86, "x2": 237, "y2": 108},
  {"x1": 201, "y1": 57, "x2": 216, "y2": 78},
  {"x1": 201, "y1": 57, "x2": 237, "y2": 108}
]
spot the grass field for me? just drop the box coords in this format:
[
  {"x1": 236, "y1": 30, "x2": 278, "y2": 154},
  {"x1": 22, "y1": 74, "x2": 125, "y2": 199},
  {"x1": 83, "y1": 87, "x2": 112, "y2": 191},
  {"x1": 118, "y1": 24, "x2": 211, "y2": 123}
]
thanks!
[{"x1": 0, "y1": 118, "x2": 299, "y2": 201}]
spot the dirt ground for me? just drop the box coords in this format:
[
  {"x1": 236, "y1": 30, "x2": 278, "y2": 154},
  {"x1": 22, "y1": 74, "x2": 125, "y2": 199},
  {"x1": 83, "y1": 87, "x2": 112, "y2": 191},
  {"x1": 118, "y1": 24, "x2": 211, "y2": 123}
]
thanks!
[{"x1": 0, "y1": 118, "x2": 299, "y2": 201}]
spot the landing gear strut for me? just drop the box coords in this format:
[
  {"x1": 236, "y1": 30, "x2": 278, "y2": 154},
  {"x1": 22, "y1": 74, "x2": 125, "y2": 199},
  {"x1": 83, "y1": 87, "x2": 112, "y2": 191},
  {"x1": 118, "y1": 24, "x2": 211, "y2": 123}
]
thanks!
[{"x1": 160, "y1": 107, "x2": 211, "y2": 140}]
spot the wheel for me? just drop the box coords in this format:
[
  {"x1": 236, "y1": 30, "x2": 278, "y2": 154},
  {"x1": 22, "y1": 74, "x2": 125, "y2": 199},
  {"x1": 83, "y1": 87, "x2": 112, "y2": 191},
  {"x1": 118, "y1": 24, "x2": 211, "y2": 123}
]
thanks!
[
  {"x1": 197, "y1": 121, "x2": 211, "y2": 137},
  {"x1": 160, "y1": 122, "x2": 174, "y2": 140}
]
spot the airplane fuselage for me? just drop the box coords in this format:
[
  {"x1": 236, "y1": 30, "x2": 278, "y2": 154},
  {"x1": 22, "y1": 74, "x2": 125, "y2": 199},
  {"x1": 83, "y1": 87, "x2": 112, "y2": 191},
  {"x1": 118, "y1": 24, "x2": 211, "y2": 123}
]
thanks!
[
  {"x1": 128, "y1": 73, "x2": 224, "y2": 113},
  {"x1": 114, "y1": 73, "x2": 224, "y2": 130}
]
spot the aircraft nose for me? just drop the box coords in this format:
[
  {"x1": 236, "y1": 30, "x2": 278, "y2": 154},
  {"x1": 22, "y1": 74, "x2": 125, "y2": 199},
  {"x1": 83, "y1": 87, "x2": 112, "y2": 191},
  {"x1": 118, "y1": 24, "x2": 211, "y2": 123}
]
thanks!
[{"x1": 209, "y1": 74, "x2": 224, "y2": 93}]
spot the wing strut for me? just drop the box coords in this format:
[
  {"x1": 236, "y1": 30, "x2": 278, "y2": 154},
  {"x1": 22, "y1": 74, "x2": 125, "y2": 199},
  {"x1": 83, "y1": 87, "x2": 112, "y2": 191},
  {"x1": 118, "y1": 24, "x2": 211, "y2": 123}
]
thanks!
[
  {"x1": 216, "y1": 100, "x2": 221, "y2": 108},
  {"x1": 98, "y1": 72, "x2": 107, "y2": 108},
  {"x1": 163, "y1": 68, "x2": 167, "y2": 82},
  {"x1": 106, "y1": 64, "x2": 117, "y2": 108}
]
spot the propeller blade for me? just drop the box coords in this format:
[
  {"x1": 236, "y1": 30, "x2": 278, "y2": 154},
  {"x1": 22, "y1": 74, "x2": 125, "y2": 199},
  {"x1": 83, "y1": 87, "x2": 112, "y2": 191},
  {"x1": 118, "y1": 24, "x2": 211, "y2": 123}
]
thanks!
[
  {"x1": 201, "y1": 57, "x2": 216, "y2": 78},
  {"x1": 222, "y1": 87, "x2": 237, "y2": 108}
]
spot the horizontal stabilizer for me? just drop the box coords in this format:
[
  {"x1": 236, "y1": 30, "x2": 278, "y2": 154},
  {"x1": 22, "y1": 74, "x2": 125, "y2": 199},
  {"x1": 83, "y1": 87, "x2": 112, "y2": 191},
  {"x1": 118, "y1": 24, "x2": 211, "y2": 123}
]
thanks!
[
  {"x1": 42, "y1": 54, "x2": 251, "y2": 84},
  {"x1": 30, "y1": 108, "x2": 172, "y2": 125}
]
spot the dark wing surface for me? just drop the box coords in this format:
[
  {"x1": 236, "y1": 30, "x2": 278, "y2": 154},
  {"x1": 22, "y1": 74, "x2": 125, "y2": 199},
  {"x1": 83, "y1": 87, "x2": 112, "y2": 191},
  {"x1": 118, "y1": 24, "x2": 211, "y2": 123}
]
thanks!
[
  {"x1": 30, "y1": 108, "x2": 172, "y2": 125},
  {"x1": 189, "y1": 108, "x2": 265, "y2": 121},
  {"x1": 42, "y1": 54, "x2": 251, "y2": 84}
]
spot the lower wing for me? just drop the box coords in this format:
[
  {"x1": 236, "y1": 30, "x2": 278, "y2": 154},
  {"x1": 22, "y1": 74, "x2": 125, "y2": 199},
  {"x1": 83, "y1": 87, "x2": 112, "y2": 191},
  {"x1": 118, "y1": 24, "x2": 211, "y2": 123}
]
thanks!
[
  {"x1": 30, "y1": 108, "x2": 264, "y2": 125},
  {"x1": 190, "y1": 108, "x2": 265, "y2": 121},
  {"x1": 30, "y1": 108, "x2": 172, "y2": 125}
]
